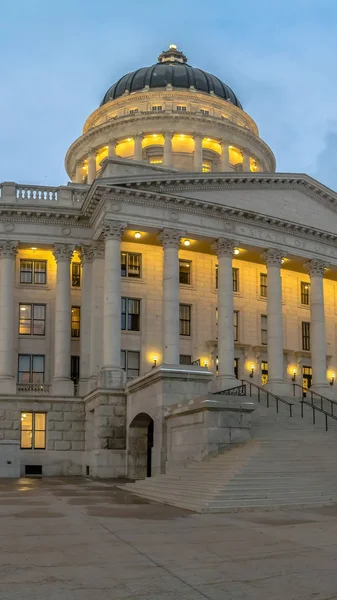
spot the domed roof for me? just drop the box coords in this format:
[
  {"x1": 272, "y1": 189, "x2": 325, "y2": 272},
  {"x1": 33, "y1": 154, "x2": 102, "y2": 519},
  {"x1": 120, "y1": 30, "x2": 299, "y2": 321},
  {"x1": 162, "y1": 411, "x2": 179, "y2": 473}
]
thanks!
[{"x1": 100, "y1": 45, "x2": 242, "y2": 109}]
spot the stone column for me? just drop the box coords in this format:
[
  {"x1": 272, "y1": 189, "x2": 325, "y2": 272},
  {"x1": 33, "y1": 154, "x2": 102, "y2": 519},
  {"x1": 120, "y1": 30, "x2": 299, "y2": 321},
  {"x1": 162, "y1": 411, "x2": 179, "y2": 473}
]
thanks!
[
  {"x1": 158, "y1": 228, "x2": 181, "y2": 365},
  {"x1": 193, "y1": 134, "x2": 203, "y2": 171},
  {"x1": 78, "y1": 246, "x2": 94, "y2": 397},
  {"x1": 52, "y1": 244, "x2": 74, "y2": 396},
  {"x1": 87, "y1": 150, "x2": 96, "y2": 184},
  {"x1": 212, "y1": 238, "x2": 237, "y2": 390},
  {"x1": 75, "y1": 161, "x2": 83, "y2": 183},
  {"x1": 304, "y1": 260, "x2": 329, "y2": 393},
  {"x1": 163, "y1": 132, "x2": 173, "y2": 167},
  {"x1": 0, "y1": 241, "x2": 17, "y2": 394},
  {"x1": 88, "y1": 243, "x2": 105, "y2": 391},
  {"x1": 133, "y1": 133, "x2": 143, "y2": 161},
  {"x1": 262, "y1": 249, "x2": 291, "y2": 396},
  {"x1": 108, "y1": 139, "x2": 117, "y2": 158},
  {"x1": 220, "y1": 142, "x2": 230, "y2": 171},
  {"x1": 100, "y1": 220, "x2": 127, "y2": 389},
  {"x1": 242, "y1": 150, "x2": 251, "y2": 172}
]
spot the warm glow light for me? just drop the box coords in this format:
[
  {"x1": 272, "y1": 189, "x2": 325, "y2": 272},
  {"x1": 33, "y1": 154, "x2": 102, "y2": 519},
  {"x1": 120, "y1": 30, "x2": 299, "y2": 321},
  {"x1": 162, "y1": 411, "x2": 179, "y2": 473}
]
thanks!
[
  {"x1": 153, "y1": 355, "x2": 158, "y2": 361},
  {"x1": 293, "y1": 369, "x2": 297, "y2": 375},
  {"x1": 23, "y1": 413, "x2": 27, "y2": 417},
  {"x1": 153, "y1": 134, "x2": 157, "y2": 137},
  {"x1": 31, "y1": 247, "x2": 37, "y2": 250},
  {"x1": 281, "y1": 258, "x2": 285, "y2": 264},
  {"x1": 204, "y1": 360, "x2": 208, "y2": 368},
  {"x1": 183, "y1": 240, "x2": 191, "y2": 246},
  {"x1": 250, "y1": 364, "x2": 255, "y2": 370},
  {"x1": 20, "y1": 307, "x2": 26, "y2": 311},
  {"x1": 332, "y1": 374, "x2": 335, "y2": 379},
  {"x1": 135, "y1": 232, "x2": 142, "y2": 239},
  {"x1": 180, "y1": 134, "x2": 185, "y2": 137},
  {"x1": 206, "y1": 138, "x2": 210, "y2": 141},
  {"x1": 127, "y1": 138, "x2": 131, "y2": 141},
  {"x1": 233, "y1": 248, "x2": 239, "y2": 255}
]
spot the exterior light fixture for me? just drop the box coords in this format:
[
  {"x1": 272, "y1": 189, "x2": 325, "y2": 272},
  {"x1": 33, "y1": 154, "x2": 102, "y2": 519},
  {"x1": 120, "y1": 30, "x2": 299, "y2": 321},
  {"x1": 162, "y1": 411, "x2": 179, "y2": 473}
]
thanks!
[
  {"x1": 153, "y1": 356, "x2": 158, "y2": 368},
  {"x1": 169, "y1": 44, "x2": 177, "y2": 49},
  {"x1": 249, "y1": 364, "x2": 255, "y2": 378},
  {"x1": 204, "y1": 360, "x2": 208, "y2": 368},
  {"x1": 31, "y1": 247, "x2": 37, "y2": 250},
  {"x1": 127, "y1": 138, "x2": 131, "y2": 141},
  {"x1": 134, "y1": 232, "x2": 142, "y2": 239},
  {"x1": 331, "y1": 373, "x2": 335, "y2": 386},
  {"x1": 20, "y1": 306, "x2": 26, "y2": 311},
  {"x1": 153, "y1": 134, "x2": 157, "y2": 138},
  {"x1": 281, "y1": 258, "x2": 285, "y2": 264},
  {"x1": 183, "y1": 240, "x2": 191, "y2": 246},
  {"x1": 233, "y1": 248, "x2": 239, "y2": 255},
  {"x1": 292, "y1": 369, "x2": 297, "y2": 382}
]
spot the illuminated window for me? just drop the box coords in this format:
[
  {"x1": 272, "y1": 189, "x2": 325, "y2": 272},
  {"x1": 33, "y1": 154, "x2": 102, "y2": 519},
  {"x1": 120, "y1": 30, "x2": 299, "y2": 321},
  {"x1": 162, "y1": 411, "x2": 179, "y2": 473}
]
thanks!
[
  {"x1": 301, "y1": 282, "x2": 310, "y2": 306},
  {"x1": 234, "y1": 310, "x2": 239, "y2": 342},
  {"x1": 261, "y1": 315, "x2": 267, "y2": 345},
  {"x1": 18, "y1": 355, "x2": 45, "y2": 384},
  {"x1": 121, "y1": 252, "x2": 141, "y2": 278},
  {"x1": 180, "y1": 304, "x2": 191, "y2": 336},
  {"x1": 200, "y1": 109, "x2": 209, "y2": 116},
  {"x1": 21, "y1": 412, "x2": 46, "y2": 450},
  {"x1": 176, "y1": 105, "x2": 187, "y2": 112},
  {"x1": 261, "y1": 361, "x2": 268, "y2": 385},
  {"x1": 121, "y1": 298, "x2": 140, "y2": 331},
  {"x1": 202, "y1": 160, "x2": 212, "y2": 173},
  {"x1": 20, "y1": 259, "x2": 47, "y2": 284},
  {"x1": 72, "y1": 263, "x2": 81, "y2": 287},
  {"x1": 260, "y1": 273, "x2": 267, "y2": 298},
  {"x1": 302, "y1": 322, "x2": 310, "y2": 351},
  {"x1": 129, "y1": 109, "x2": 138, "y2": 115},
  {"x1": 149, "y1": 157, "x2": 163, "y2": 165},
  {"x1": 121, "y1": 350, "x2": 140, "y2": 379},
  {"x1": 19, "y1": 304, "x2": 46, "y2": 336},
  {"x1": 179, "y1": 260, "x2": 191, "y2": 285},
  {"x1": 302, "y1": 366, "x2": 312, "y2": 393},
  {"x1": 180, "y1": 355, "x2": 192, "y2": 365},
  {"x1": 151, "y1": 105, "x2": 162, "y2": 112},
  {"x1": 71, "y1": 307, "x2": 80, "y2": 338}
]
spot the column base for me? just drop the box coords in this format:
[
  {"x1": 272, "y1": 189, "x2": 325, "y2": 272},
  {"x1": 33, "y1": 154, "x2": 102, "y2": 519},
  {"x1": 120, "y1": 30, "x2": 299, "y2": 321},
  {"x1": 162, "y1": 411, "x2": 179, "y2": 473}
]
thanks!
[
  {"x1": 309, "y1": 384, "x2": 336, "y2": 400},
  {"x1": 0, "y1": 377, "x2": 16, "y2": 395},
  {"x1": 263, "y1": 380, "x2": 293, "y2": 398},
  {"x1": 213, "y1": 376, "x2": 242, "y2": 394},
  {"x1": 51, "y1": 378, "x2": 74, "y2": 396},
  {"x1": 99, "y1": 367, "x2": 126, "y2": 390}
]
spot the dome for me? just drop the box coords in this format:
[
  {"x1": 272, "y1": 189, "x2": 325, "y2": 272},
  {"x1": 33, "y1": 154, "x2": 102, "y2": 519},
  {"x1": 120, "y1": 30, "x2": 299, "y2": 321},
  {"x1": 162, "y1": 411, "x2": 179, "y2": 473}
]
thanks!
[{"x1": 100, "y1": 45, "x2": 243, "y2": 109}]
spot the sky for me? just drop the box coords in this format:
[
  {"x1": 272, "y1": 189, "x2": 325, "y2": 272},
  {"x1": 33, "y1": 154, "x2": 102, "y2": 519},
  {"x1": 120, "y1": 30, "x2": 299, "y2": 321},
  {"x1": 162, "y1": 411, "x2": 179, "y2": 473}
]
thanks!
[{"x1": 1, "y1": 0, "x2": 337, "y2": 189}]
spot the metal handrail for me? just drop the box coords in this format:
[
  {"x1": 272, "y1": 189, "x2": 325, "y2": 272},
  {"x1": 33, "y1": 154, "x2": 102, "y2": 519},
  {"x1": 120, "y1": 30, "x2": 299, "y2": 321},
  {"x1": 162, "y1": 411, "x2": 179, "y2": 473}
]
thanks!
[
  {"x1": 300, "y1": 398, "x2": 337, "y2": 432},
  {"x1": 215, "y1": 384, "x2": 246, "y2": 396},
  {"x1": 242, "y1": 379, "x2": 293, "y2": 417},
  {"x1": 293, "y1": 383, "x2": 337, "y2": 418}
]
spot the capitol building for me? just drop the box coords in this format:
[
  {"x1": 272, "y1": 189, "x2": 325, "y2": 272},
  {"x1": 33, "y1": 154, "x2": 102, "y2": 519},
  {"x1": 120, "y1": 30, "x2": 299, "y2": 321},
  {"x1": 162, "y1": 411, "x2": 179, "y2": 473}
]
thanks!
[{"x1": 1, "y1": 44, "x2": 337, "y2": 489}]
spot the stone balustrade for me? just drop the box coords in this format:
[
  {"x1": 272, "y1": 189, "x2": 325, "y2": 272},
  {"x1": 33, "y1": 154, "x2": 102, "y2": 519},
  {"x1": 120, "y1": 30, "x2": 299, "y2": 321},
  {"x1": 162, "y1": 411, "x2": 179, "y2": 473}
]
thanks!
[
  {"x1": 16, "y1": 383, "x2": 51, "y2": 394},
  {"x1": 0, "y1": 182, "x2": 88, "y2": 207}
]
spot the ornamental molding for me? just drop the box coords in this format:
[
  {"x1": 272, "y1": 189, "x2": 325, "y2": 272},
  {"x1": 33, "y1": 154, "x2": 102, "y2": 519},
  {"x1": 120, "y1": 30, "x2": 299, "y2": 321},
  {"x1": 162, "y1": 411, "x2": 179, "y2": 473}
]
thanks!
[
  {"x1": 52, "y1": 244, "x2": 74, "y2": 262},
  {"x1": 157, "y1": 228, "x2": 183, "y2": 248},
  {"x1": 0, "y1": 241, "x2": 17, "y2": 258},
  {"x1": 101, "y1": 219, "x2": 127, "y2": 240},
  {"x1": 303, "y1": 259, "x2": 329, "y2": 277},
  {"x1": 211, "y1": 238, "x2": 236, "y2": 257},
  {"x1": 261, "y1": 248, "x2": 286, "y2": 266},
  {"x1": 78, "y1": 245, "x2": 95, "y2": 263}
]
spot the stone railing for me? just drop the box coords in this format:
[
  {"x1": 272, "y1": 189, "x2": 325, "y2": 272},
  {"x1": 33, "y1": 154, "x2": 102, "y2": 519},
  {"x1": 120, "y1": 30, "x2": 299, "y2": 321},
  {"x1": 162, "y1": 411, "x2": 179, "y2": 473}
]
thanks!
[
  {"x1": 0, "y1": 182, "x2": 88, "y2": 207},
  {"x1": 17, "y1": 383, "x2": 51, "y2": 394}
]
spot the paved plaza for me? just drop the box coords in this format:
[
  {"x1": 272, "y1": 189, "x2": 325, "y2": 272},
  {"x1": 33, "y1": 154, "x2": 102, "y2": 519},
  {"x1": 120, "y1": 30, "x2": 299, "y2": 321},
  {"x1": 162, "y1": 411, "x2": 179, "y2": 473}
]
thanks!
[{"x1": 1, "y1": 478, "x2": 337, "y2": 599}]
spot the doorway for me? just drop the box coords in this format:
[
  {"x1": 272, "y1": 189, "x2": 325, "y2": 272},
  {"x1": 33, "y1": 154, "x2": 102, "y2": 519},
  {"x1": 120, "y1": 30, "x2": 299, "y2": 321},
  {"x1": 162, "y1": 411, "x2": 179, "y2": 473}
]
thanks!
[
  {"x1": 128, "y1": 413, "x2": 154, "y2": 480},
  {"x1": 261, "y1": 361, "x2": 268, "y2": 385},
  {"x1": 302, "y1": 366, "x2": 312, "y2": 396}
]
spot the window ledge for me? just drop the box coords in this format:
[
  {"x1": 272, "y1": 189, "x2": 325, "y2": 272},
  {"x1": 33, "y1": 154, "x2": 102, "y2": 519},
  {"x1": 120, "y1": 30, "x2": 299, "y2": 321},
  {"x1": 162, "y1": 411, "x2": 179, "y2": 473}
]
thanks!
[
  {"x1": 16, "y1": 284, "x2": 51, "y2": 291},
  {"x1": 121, "y1": 278, "x2": 145, "y2": 285},
  {"x1": 180, "y1": 284, "x2": 196, "y2": 291},
  {"x1": 121, "y1": 330, "x2": 141, "y2": 335}
]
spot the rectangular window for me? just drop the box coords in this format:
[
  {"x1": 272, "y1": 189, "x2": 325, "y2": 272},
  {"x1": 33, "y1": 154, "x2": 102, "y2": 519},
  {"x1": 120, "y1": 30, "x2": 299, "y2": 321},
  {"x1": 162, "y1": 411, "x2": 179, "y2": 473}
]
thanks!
[
  {"x1": 72, "y1": 263, "x2": 81, "y2": 287},
  {"x1": 260, "y1": 273, "x2": 267, "y2": 298},
  {"x1": 19, "y1": 304, "x2": 46, "y2": 336},
  {"x1": 20, "y1": 259, "x2": 47, "y2": 285},
  {"x1": 261, "y1": 361, "x2": 269, "y2": 386},
  {"x1": 129, "y1": 109, "x2": 138, "y2": 115},
  {"x1": 121, "y1": 252, "x2": 141, "y2": 278},
  {"x1": 149, "y1": 157, "x2": 163, "y2": 165},
  {"x1": 234, "y1": 310, "x2": 239, "y2": 342},
  {"x1": 202, "y1": 160, "x2": 212, "y2": 172},
  {"x1": 180, "y1": 304, "x2": 191, "y2": 336},
  {"x1": 121, "y1": 350, "x2": 140, "y2": 379},
  {"x1": 261, "y1": 314, "x2": 268, "y2": 345},
  {"x1": 302, "y1": 321, "x2": 311, "y2": 351},
  {"x1": 232, "y1": 268, "x2": 239, "y2": 292},
  {"x1": 121, "y1": 298, "x2": 140, "y2": 331},
  {"x1": 18, "y1": 355, "x2": 45, "y2": 384},
  {"x1": 71, "y1": 306, "x2": 80, "y2": 338},
  {"x1": 180, "y1": 355, "x2": 192, "y2": 365},
  {"x1": 21, "y1": 412, "x2": 46, "y2": 450},
  {"x1": 179, "y1": 260, "x2": 191, "y2": 285},
  {"x1": 176, "y1": 105, "x2": 187, "y2": 112},
  {"x1": 200, "y1": 109, "x2": 209, "y2": 116},
  {"x1": 71, "y1": 355, "x2": 80, "y2": 384},
  {"x1": 301, "y1": 281, "x2": 310, "y2": 306},
  {"x1": 151, "y1": 105, "x2": 162, "y2": 112}
]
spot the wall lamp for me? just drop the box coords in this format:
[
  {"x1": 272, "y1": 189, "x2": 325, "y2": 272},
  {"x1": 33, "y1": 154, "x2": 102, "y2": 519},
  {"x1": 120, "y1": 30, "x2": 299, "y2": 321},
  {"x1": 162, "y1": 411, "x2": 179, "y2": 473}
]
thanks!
[
  {"x1": 152, "y1": 356, "x2": 158, "y2": 368},
  {"x1": 249, "y1": 364, "x2": 255, "y2": 378},
  {"x1": 292, "y1": 369, "x2": 297, "y2": 382},
  {"x1": 331, "y1": 373, "x2": 335, "y2": 386},
  {"x1": 204, "y1": 360, "x2": 208, "y2": 368}
]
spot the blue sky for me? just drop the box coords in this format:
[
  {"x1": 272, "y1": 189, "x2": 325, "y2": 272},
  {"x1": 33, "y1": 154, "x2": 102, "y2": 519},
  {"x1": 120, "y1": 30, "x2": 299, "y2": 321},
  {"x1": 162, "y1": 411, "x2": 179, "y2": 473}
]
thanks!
[{"x1": 1, "y1": 0, "x2": 337, "y2": 189}]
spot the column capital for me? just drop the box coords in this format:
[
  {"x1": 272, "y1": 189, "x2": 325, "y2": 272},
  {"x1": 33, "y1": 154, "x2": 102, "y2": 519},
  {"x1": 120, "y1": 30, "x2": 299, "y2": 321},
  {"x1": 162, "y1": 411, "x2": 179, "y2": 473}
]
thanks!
[
  {"x1": 102, "y1": 220, "x2": 127, "y2": 241},
  {"x1": 92, "y1": 242, "x2": 105, "y2": 259},
  {"x1": 78, "y1": 245, "x2": 95, "y2": 264},
  {"x1": 52, "y1": 244, "x2": 74, "y2": 263},
  {"x1": 261, "y1": 248, "x2": 285, "y2": 266},
  {"x1": 108, "y1": 138, "x2": 117, "y2": 146},
  {"x1": 158, "y1": 228, "x2": 183, "y2": 249},
  {"x1": 0, "y1": 241, "x2": 17, "y2": 259},
  {"x1": 164, "y1": 130, "x2": 175, "y2": 139},
  {"x1": 304, "y1": 259, "x2": 328, "y2": 277},
  {"x1": 193, "y1": 132, "x2": 203, "y2": 140},
  {"x1": 134, "y1": 131, "x2": 143, "y2": 139},
  {"x1": 211, "y1": 238, "x2": 235, "y2": 257}
]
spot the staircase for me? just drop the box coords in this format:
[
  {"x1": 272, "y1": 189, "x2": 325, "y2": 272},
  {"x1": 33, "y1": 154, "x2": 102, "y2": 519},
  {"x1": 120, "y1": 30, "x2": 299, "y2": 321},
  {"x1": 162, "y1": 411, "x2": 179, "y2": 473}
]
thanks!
[{"x1": 122, "y1": 388, "x2": 337, "y2": 512}]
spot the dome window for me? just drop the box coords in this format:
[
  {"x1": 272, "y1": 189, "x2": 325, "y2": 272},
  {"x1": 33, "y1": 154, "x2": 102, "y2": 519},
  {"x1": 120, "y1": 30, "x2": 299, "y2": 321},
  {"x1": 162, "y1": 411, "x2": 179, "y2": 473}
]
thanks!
[
  {"x1": 151, "y1": 105, "x2": 162, "y2": 112},
  {"x1": 176, "y1": 105, "x2": 187, "y2": 112},
  {"x1": 202, "y1": 160, "x2": 212, "y2": 173},
  {"x1": 129, "y1": 108, "x2": 139, "y2": 115},
  {"x1": 200, "y1": 109, "x2": 209, "y2": 116},
  {"x1": 149, "y1": 157, "x2": 163, "y2": 165}
]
